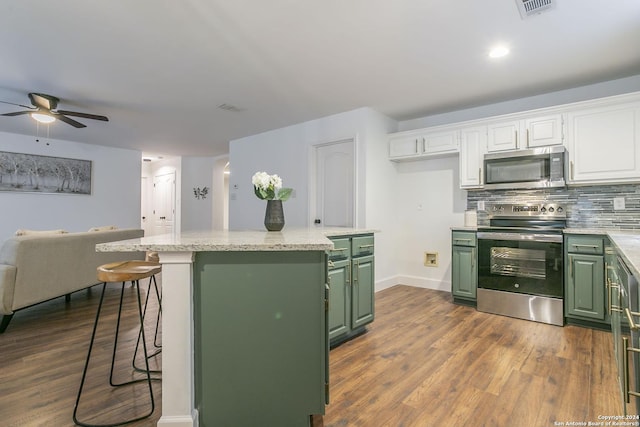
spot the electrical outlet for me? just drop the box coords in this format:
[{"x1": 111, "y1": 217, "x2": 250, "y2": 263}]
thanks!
[
  {"x1": 424, "y1": 252, "x2": 438, "y2": 267},
  {"x1": 477, "y1": 201, "x2": 485, "y2": 211},
  {"x1": 614, "y1": 197, "x2": 625, "y2": 210}
]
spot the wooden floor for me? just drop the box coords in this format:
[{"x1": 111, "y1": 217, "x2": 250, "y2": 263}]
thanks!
[{"x1": 0, "y1": 284, "x2": 623, "y2": 427}]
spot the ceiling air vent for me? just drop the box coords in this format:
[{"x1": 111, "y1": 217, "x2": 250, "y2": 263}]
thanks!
[{"x1": 516, "y1": 0, "x2": 554, "y2": 19}]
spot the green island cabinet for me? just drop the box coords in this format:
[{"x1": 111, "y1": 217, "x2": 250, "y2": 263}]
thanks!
[
  {"x1": 565, "y1": 234, "x2": 607, "y2": 325},
  {"x1": 193, "y1": 250, "x2": 328, "y2": 426},
  {"x1": 451, "y1": 230, "x2": 477, "y2": 303},
  {"x1": 327, "y1": 234, "x2": 375, "y2": 346}
]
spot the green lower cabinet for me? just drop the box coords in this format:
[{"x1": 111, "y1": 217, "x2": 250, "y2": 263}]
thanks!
[
  {"x1": 328, "y1": 235, "x2": 375, "y2": 346},
  {"x1": 566, "y1": 253, "x2": 605, "y2": 320},
  {"x1": 328, "y1": 259, "x2": 350, "y2": 340},
  {"x1": 564, "y1": 234, "x2": 607, "y2": 325},
  {"x1": 451, "y1": 231, "x2": 477, "y2": 302},
  {"x1": 352, "y1": 255, "x2": 374, "y2": 328},
  {"x1": 193, "y1": 251, "x2": 328, "y2": 426}
]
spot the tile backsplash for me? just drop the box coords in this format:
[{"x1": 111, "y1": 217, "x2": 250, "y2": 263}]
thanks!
[{"x1": 467, "y1": 184, "x2": 640, "y2": 229}]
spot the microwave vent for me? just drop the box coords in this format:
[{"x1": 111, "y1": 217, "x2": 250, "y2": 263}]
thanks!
[{"x1": 516, "y1": 0, "x2": 554, "y2": 19}]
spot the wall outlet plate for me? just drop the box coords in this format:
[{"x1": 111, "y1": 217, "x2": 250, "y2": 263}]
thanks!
[
  {"x1": 614, "y1": 197, "x2": 625, "y2": 210},
  {"x1": 477, "y1": 201, "x2": 485, "y2": 211}
]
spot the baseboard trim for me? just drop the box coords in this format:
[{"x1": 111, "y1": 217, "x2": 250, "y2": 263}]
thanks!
[{"x1": 376, "y1": 275, "x2": 450, "y2": 293}]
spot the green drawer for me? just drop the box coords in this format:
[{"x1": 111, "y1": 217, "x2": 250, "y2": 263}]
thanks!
[
  {"x1": 328, "y1": 238, "x2": 351, "y2": 260},
  {"x1": 566, "y1": 235, "x2": 604, "y2": 255},
  {"x1": 452, "y1": 231, "x2": 476, "y2": 247},
  {"x1": 352, "y1": 235, "x2": 374, "y2": 257}
]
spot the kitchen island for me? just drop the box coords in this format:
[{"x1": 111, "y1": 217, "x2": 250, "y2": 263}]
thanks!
[{"x1": 96, "y1": 228, "x2": 374, "y2": 427}]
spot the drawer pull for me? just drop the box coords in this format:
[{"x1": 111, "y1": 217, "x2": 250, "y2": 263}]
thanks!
[
  {"x1": 359, "y1": 244, "x2": 374, "y2": 249},
  {"x1": 572, "y1": 244, "x2": 599, "y2": 249},
  {"x1": 625, "y1": 308, "x2": 640, "y2": 330}
]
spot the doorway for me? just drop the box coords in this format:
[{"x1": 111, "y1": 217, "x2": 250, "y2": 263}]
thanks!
[{"x1": 310, "y1": 138, "x2": 356, "y2": 227}]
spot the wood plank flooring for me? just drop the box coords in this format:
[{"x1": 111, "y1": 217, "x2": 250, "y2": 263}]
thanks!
[{"x1": 0, "y1": 283, "x2": 623, "y2": 426}]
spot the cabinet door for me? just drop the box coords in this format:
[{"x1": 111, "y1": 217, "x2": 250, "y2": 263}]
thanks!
[
  {"x1": 525, "y1": 114, "x2": 564, "y2": 148},
  {"x1": 389, "y1": 135, "x2": 422, "y2": 158},
  {"x1": 459, "y1": 126, "x2": 486, "y2": 188},
  {"x1": 487, "y1": 120, "x2": 520, "y2": 152},
  {"x1": 567, "y1": 102, "x2": 640, "y2": 184},
  {"x1": 328, "y1": 259, "x2": 350, "y2": 341},
  {"x1": 351, "y1": 255, "x2": 374, "y2": 329},
  {"x1": 452, "y1": 245, "x2": 477, "y2": 300},
  {"x1": 566, "y1": 253, "x2": 605, "y2": 320},
  {"x1": 423, "y1": 130, "x2": 459, "y2": 154}
]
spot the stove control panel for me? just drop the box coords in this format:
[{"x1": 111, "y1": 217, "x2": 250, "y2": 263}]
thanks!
[{"x1": 488, "y1": 203, "x2": 566, "y2": 218}]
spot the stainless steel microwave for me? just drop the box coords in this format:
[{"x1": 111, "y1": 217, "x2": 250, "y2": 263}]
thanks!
[{"x1": 483, "y1": 146, "x2": 566, "y2": 190}]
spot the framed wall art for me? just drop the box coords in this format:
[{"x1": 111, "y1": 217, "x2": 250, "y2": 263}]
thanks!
[{"x1": 0, "y1": 151, "x2": 92, "y2": 195}]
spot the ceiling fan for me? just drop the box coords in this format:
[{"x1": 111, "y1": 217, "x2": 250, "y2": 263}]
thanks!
[{"x1": 0, "y1": 93, "x2": 108, "y2": 128}]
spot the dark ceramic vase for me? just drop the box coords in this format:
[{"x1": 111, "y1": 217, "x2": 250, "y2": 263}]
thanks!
[{"x1": 264, "y1": 199, "x2": 285, "y2": 231}]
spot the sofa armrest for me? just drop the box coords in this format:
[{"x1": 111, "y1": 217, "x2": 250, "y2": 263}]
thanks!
[{"x1": 0, "y1": 264, "x2": 17, "y2": 315}]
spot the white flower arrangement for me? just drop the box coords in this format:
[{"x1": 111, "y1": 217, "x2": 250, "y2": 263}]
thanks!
[{"x1": 252, "y1": 171, "x2": 293, "y2": 201}]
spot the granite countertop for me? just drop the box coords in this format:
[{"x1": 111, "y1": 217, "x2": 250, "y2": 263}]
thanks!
[
  {"x1": 606, "y1": 231, "x2": 640, "y2": 279},
  {"x1": 96, "y1": 227, "x2": 377, "y2": 253},
  {"x1": 451, "y1": 226, "x2": 478, "y2": 231}
]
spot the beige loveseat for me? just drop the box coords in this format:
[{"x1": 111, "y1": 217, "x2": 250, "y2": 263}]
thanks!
[{"x1": 0, "y1": 228, "x2": 145, "y2": 333}]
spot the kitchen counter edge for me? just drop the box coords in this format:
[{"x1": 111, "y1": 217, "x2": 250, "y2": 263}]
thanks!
[{"x1": 96, "y1": 228, "x2": 378, "y2": 253}]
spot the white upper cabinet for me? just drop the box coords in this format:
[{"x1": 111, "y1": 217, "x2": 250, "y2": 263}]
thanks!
[
  {"x1": 524, "y1": 114, "x2": 564, "y2": 148},
  {"x1": 459, "y1": 126, "x2": 487, "y2": 188},
  {"x1": 389, "y1": 135, "x2": 422, "y2": 158},
  {"x1": 487, "y1": 120, "x2": 520, "y2": 152},
  {"x1": 566, "y1": 101, "x2": 640, "y2": 184},
  {"x1": 389, "y1": 128, "x2": 459, "y2": 161}
]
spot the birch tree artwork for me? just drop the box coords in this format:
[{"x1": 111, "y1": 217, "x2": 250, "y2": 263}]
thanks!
[{"x1": 0, "y1": 151, "x2": 92, "y2": 194}]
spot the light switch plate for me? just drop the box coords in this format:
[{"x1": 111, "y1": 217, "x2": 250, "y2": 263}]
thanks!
[{"x1": 614, "y1": 197, "x2": 625, "y2": 210}]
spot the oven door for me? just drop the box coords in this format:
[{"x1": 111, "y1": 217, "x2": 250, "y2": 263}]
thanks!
[{"x1": 477, "y1": 231, "x2": 563, "y2": 298}]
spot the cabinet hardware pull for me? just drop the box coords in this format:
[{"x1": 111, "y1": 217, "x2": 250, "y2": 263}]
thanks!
[
  {"x1": 623, "y1": 339, "x2": 640, "y2": 402},
  {"x1": 526, "y1": 128, "x2": 529, "y2": 147},
  {"x1": 471, "y1": 248, "x2": 475, "y2": 269},
  {"x1": 359, "y1": 244, "x2": 374, "y2": 249},
  {"x1": 624, "y1": 337, "x2": 631, "y2": 404},
  {"x1": 569, "y1": 258, "x2": 573, "y2": 278},
  {"x1": 422, "y1": 137, "x2": 426, "y2": 152},
  {"x1": 514, "y1": 130, "x2": 518, "y2": 148},
  {"x1": 353, "y1": 261, "x2": 359, "y2": 283},
  {"x1": 570, "y1": 161, "x2": 574, "y2": 180},
  {"x1": 454, "y1": 238, "x2": 472, "y2": 242},
  {"x1": 415, "y1": 138, "x2": 419, "y2": 154},
  {"x1": 625, "y1": 308, "x2": 640, "y2": 330},
  {"x1": 478, "y1": 167, "x2": 482, "y2": 184},
  {"x1": 573, "y1": 244, "x2": 599, "y2": 249},
  {"x1": 347, "y1": 262, "x2": 351, "y2": 284}
]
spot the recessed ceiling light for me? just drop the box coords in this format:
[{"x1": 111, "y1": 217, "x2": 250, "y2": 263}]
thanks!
[{"x1": 489, "y1": 46, "x2": 510, "y2": 58}]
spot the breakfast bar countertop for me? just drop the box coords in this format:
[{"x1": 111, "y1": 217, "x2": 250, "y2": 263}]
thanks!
[
  {"x1": 96, "y1": 227, "x2": 378, "y2": 253},
  {"x1": 607, "y1": 231, "x2": 640, "y2": 279}
]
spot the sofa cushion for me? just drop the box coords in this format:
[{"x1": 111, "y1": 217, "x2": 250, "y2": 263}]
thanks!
[
  {"x1": 15, "y1": 229, "x2": 68, "y2": 236},
  {"x1": 88, "y1": 225, "x2": 118, "y2": 232}
]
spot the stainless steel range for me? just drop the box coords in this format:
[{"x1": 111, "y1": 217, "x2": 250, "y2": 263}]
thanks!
[{"x1": 476, "y1": 202, "x2": 566, "y2": 326}]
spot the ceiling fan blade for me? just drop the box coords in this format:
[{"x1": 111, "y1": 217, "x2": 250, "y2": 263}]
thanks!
[
  {"x1": 55, "y1": 114, "x2": 86, "y2": 128},
  {"x1": 0, "y1": 100, "x2": 34, "y2": 109},
  {"x1": 56, "y1": 110, "x2": 109, "y2": 122},
  {"x1": 1, "y1": 110, "x2": 32, "y2": 117}
]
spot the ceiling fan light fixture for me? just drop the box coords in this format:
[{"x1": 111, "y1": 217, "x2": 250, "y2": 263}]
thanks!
[{"x1": 31, "y1": 112, "x2": 56, "y2": 124}]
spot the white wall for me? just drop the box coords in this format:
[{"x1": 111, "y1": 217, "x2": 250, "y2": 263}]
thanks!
[
  {"x1": 212, "y1": 155, "x2": 229, "y2": 230},
  {"x1": 181, "y1": 156, "x2": 215, "y2": 231},
  {"x1": 229, "y1": 107, "x2": 399, "y2": 288},
  {"x1": 0, "y1": 131, "x2": 142, "y2": 242}
]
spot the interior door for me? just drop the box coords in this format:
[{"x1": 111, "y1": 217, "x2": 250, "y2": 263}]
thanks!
[
  {"x1": 313, "y1": 139, "x2": 355, "y2": 227},
  {"x1": 153, "y1": 171, "x2": 175, "y2": 235}
]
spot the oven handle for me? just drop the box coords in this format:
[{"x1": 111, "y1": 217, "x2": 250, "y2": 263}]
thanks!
[{"x1": 477, "y1": 232, "x2": 562, "y2": 243}]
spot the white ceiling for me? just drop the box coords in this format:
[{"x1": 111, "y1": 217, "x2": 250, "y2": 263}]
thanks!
[{"x1": 1, "y1": 0, "x2": 639, "y2": 157}]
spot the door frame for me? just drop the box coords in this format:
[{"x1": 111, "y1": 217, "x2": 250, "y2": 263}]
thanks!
[{"x1": 307, "y1": 136, "x2": 358, "y2": 228}]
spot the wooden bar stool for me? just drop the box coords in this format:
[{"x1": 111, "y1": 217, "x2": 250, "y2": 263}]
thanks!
[{"x1": 73, "y1": 260, "x2": 162, "y2": 427}]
